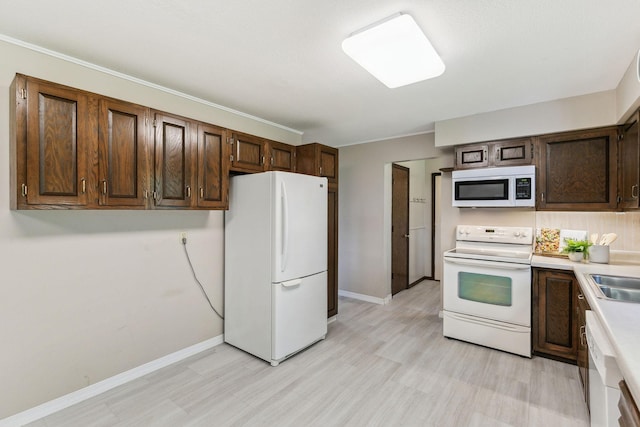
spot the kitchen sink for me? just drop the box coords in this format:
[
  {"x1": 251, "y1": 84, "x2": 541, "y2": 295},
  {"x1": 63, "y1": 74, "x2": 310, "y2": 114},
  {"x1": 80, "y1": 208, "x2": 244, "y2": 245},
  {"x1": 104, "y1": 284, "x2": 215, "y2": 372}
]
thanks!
[{"x1": 588, "y1": 274, "x2": 640, "y2": 303}]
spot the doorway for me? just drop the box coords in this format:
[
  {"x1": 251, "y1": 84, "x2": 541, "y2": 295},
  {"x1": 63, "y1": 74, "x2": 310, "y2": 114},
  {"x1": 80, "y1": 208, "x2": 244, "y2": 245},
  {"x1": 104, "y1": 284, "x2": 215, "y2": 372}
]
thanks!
[
  {"x1": 391, "y1": 163, "x2": 409, "y2": 296},
  {"x1": 387, "y1": 159, "x2": 443, "y2": 298}
]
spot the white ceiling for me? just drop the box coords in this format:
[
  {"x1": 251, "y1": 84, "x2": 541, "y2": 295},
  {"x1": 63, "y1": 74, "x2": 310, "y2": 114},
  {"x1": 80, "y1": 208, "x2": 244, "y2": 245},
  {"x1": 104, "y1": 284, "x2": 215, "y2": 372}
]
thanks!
[{"x1": 1, "y1": 0, "x2": 640, "y2": 147}]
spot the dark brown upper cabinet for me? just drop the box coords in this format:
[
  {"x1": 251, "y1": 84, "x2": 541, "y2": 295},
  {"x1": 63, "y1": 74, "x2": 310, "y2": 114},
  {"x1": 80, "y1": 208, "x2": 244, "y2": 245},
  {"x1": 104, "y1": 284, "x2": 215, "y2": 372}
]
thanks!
[
  {"x1": 196, "y1": 123, "x2": 229, "y2": 209},
  {"x1": 296, "y1": 143, "x2": 339, "y2": 186},
  {"x1": 454, "y1": 138, "x2": 533, "y2": 170},
  {"x1": 12, "y1": 75, "x2": 91, "y2": 208},
  {"x1": 229, "y1": 131, "x2": 267, "y2": 173},
  {"x1": 268, "y1": 140, "x2": 296, "y2": 172},
  {"x1": 98, "y1": 98, "x2": 150, "y2": 207},
  {"x1": 153, "y1": 113, "x2": 231, "y2": 210},
  {"x1": 153, "y1": 112, "x2": 194, "y2": 208},
  {"x1": 619, "y1": 110, "x2": 640, "y2": 209},
  {"x1": 536, "y1": 127, "x2": 618, "y2": 211}
]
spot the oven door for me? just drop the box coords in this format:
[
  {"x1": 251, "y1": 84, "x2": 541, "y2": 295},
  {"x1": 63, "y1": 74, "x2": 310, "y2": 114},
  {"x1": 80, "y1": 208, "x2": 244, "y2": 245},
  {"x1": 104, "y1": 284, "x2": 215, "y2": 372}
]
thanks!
[{"x1": 443, "y1": 257, "x2": 531, "y2": 326}]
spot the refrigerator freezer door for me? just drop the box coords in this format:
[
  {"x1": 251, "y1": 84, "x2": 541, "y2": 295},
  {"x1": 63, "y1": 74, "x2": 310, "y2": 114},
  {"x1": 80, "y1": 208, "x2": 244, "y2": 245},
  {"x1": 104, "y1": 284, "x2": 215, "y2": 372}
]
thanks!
[
  {"x1": 272, "y1": 271, "x2": 328, "y2": 362},
  {"x1": 272, "y1": 172, "x2": 328, "y2": 283}
]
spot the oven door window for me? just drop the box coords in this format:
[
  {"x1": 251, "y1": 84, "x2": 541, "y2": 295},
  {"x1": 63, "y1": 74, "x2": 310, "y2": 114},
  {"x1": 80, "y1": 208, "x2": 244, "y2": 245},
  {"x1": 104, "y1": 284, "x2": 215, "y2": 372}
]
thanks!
[
  {"x1": 455, "y1": 179, "x2": 509, "y2": 200},
  {"x1": 458, "y1": 272, "x2": 512, "y2": 306}
]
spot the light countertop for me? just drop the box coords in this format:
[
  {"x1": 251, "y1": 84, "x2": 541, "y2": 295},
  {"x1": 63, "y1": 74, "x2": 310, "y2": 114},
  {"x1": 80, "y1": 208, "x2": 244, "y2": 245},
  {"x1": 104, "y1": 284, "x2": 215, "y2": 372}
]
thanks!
[{"x1": 532, "y1": 252, "x2": 640, "y2": 406}]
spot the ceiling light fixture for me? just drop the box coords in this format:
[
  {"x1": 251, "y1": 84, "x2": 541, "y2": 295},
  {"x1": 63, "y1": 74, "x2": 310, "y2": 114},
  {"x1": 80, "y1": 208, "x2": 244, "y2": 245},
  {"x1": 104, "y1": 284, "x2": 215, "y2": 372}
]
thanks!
[{"x1": 342, "y1": 13, "x2": 445, "y2": 89}]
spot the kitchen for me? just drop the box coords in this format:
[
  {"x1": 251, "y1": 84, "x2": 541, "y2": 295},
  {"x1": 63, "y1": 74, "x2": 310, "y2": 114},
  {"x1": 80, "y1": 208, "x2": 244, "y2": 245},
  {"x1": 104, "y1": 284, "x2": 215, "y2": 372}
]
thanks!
[{"x1": 2, "y1": 1, "x2": 640, "y2": 426}]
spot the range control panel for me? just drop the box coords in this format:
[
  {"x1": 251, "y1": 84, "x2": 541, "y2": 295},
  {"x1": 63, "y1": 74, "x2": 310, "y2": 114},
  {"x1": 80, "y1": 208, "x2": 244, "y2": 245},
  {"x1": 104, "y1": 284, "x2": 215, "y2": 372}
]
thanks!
[{"x1": 456, "y1": 225, "x2": 533, "y2": 244}]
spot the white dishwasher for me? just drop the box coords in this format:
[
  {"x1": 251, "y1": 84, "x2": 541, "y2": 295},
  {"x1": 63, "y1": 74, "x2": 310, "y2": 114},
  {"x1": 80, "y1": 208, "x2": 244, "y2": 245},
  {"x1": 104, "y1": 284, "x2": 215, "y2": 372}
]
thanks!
[{"x1": 585, "y1": 311, "x2": 622, "y2": 427}]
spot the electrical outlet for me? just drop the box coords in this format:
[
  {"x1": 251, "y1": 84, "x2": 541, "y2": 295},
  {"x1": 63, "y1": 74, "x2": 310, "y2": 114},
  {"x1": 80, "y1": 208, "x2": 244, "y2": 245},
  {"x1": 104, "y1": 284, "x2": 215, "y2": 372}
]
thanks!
[{"x1": 180, "y1": 232, "x2": 187, "y2": 244}]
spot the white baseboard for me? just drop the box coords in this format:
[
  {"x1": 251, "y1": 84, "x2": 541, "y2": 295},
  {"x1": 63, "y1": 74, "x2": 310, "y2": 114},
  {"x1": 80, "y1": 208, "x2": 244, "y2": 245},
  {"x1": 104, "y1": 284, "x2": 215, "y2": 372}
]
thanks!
[
  {"x1": 338, "y1": 289, "x2": 392, "y2": 305},
  {"x1": 0, "y1": 335, "x2": 224, "y2": 427}
]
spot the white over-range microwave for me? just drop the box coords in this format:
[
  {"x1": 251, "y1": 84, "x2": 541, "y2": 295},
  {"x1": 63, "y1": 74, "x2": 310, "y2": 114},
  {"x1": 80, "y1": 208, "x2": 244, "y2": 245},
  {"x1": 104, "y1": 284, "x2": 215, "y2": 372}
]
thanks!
[{"x1": 452, "y1": 165, "x2": 536, "y2": 207}]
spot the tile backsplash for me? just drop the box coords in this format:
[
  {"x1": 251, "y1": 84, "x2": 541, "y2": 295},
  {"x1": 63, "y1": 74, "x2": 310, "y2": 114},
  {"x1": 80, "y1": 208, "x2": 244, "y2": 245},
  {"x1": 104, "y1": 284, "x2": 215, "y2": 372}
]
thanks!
[{"x1": 536, "y1": 211, "x2": 640, "y2": 251}]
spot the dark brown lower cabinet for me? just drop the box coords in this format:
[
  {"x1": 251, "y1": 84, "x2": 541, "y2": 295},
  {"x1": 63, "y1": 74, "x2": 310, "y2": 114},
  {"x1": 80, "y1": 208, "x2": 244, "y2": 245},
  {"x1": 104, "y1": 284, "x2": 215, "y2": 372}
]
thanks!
[
  {"x1": 619, "y1": 380, "x2": 640, "y2": 427},
  {"x1": 532, "y1": 268, "x2": 578, "y2": 362},
  {"x1": 327, "y1": 184, "x2": 338, "y2": 317}
]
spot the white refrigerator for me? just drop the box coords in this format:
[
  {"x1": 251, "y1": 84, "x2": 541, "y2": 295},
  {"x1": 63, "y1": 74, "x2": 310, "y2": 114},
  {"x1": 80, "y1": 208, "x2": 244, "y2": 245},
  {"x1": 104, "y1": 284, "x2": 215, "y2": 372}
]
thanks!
[{"x1": 224, "y1": 171, "x2": 328, "y2": 366}]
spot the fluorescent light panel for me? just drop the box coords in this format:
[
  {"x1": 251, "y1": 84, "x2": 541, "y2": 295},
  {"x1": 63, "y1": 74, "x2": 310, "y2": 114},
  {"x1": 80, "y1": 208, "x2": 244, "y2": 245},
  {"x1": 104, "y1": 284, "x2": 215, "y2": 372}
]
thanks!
[{"x1": 342, "y1": 13, "x2": 445, "y2": 88}]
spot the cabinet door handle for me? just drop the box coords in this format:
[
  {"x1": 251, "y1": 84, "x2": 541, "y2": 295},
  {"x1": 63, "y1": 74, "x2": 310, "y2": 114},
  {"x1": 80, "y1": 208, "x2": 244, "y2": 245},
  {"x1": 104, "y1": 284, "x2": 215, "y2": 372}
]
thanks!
[
  {"x1": 579, "y1": 325, "x2": 586, "y2": 346},
  {"x1": 632, "y1": 185, "x2": 639, "y2": 199},
  {"x1": 81, "y1": 178, "x2": 86, "y2": 194},
  {"x1": 102, "y1": 180, "x2": 107, "y2": 195},
  {"x1": 186, "y1": 186, "x2": 191, "y2": 198},
  {"x1": 496, "y1": 147, "x2": 501, "y2": 160},
  {"x1": 577, "y1": 293, "x2": 584, "y2": 300},
  {"x1": 319, "y1": 166, "x2": 323, "y2": 176},
  {"x1": 541, "y1": 192, "x2": 545, "y2": 202},
  {"x1": 200, "y1": 187, "x2": 204, "y2": 199}
]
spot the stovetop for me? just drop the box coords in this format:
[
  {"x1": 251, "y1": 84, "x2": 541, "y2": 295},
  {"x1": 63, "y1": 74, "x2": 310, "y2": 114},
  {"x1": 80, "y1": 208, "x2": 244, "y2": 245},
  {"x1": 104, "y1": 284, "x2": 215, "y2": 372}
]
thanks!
[{"x1": 445, "y1": 225, "x2": 534, "y2": 264}]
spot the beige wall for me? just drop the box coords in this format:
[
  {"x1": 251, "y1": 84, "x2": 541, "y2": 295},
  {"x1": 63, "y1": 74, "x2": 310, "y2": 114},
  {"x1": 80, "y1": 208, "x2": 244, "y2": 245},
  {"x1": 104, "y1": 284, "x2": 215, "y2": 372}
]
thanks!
[
  {"x1": 0, "y1": 39, "x2": 301, "y2": 418},
  {"x1": 435, "y1": 50, "x2": 640, "y2": 147},
  {"x1": 616, "y1": 49, "x2": 640, "y2": 123},
  {"x1": 434, "y1": 90, "x2": 617, "y2": 147},
  {"x1": 338, "y1": 133, "x2": 452, "y2": 300}
]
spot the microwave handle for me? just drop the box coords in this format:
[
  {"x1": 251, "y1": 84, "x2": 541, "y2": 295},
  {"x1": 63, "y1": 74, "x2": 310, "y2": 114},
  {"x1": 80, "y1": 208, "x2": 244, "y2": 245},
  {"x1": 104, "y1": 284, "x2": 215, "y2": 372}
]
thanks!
[{"x1": 444, "y1": 257, "x2": 530, "y2": 270}]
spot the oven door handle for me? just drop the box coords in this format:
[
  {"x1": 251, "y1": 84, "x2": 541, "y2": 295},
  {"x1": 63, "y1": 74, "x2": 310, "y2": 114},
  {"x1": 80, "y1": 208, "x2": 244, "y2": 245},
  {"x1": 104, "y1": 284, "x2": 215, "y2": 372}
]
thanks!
[
  {"x1": 443, "y1": 257, "x2": 530, "y2": 270},
  {"x1": 446, "y1": 312, "x2": 529, "y2": 332}
]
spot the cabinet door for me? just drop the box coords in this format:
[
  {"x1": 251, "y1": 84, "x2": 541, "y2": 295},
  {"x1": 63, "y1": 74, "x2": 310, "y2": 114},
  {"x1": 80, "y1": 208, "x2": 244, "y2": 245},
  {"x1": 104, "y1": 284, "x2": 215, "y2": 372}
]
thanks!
[
  {"x1": 154, "y1": 112, "x2": 193, "y2": 208},
  {"x1": 455, "y1": 143, "x2": 489, "y2": 169},
  {"x1": 196, "y1": 123, "x2": 229, "y2": 209},
  {"x1": 619, "y1": 380, "x2": 640, "y2": 427},
  {"x1": 319, "y1": 145, "x2": 339, "y2": 184},
  {"x1": 327, "y1": 185, "x2": 338, "y2": 317},
  {"x1": 24, "y1": 79, "x2": 90, "y2": 206},
  {"x1": 533, "y1": 268, "x2": 578, "y2": 361},
  {"x1": 268, "y1": 140, "x2": 296, "y2": 172},
  {"x1": 619, "y1": 112, "x2": 639, "y2": 209},
  {"x1": 98, "y1": 99, "x2": 149, "y2": 207},
  {"x1": 492, "y1": 138, "x2": 532, "y2": 166},
  {"x1": 536, "y1": 127, "x2": 618, "y2": 210},
  {"x1": 230, "y1": 132, "x2": 266, "y2": 172}
]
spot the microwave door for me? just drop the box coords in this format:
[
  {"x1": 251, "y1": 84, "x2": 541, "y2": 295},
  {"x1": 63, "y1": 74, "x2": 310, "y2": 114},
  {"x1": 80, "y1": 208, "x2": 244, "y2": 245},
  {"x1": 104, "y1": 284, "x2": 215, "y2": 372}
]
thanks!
[{"x1": 453, "y1": 178, "x2": 512, "y2": 207}]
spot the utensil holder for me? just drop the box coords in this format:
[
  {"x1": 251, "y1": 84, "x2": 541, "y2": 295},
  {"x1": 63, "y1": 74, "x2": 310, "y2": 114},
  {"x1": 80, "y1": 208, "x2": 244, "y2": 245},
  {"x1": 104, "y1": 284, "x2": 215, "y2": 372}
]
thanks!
[{"x1": 590, "y1": 245, "x2": 610, "y2": 264}]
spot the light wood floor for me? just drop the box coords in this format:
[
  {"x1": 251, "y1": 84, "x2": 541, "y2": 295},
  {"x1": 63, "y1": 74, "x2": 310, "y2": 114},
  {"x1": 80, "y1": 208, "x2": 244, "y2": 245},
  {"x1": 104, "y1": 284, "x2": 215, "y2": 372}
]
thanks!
[{"x1": 27, "y1": 280, "x2": 589, "y2": 426}]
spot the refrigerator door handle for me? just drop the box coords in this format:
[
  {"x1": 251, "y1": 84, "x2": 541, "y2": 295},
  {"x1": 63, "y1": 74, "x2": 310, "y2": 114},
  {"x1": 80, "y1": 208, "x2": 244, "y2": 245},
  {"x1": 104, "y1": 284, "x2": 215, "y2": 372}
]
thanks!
[
  {"x1": 281, "y1": 180, "x2": 289, "y2": 272},
  {"x1": 281, "y1": 278, "x2": 302, "y2": 288}
]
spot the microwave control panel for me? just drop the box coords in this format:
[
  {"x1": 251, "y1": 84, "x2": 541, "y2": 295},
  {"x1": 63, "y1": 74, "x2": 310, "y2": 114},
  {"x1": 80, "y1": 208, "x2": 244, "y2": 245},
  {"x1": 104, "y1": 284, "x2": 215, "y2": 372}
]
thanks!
[{"x1": 515, "y1": 177, "x2": 532, "y2": 200}]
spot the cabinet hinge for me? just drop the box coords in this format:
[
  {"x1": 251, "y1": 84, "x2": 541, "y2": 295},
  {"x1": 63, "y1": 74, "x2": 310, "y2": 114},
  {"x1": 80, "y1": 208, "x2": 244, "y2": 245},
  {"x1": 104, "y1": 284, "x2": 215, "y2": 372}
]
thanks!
[
  {"x1": 19, "y1": 88, "x2": 26, "y2": 99},
  {"x1": 619, "y1": 133, "x2": 624, "y2": 141},
  {"x1": 152, "y1": 119, "x2": 157, "y2": 127},
  {"x1": 227, "y1": 137, "x2": 234, "y2": 145},
  {"x1": 21, "y1": 183, "x2": 27, "y2": 197},
  {"x1": 153, "y1": 191, "x2": 159, "y2": 201},
  {"x1": 230, "y1": 154, "x2": 234, "y2": 162}
]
